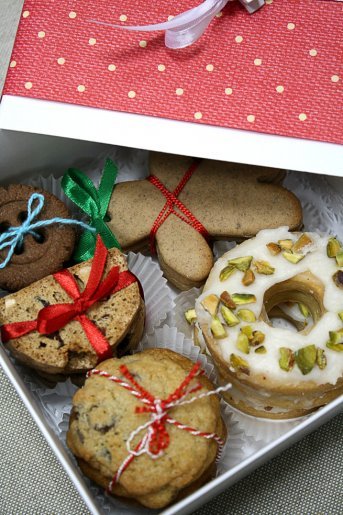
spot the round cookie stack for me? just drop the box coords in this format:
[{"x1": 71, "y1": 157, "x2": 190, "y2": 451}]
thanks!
[
  {"x1": 195, "y1": 227, "x2": 343, "y2": 419},
  {"x1": 67, "y1": 349, "x2": 226, "y2": 509}
]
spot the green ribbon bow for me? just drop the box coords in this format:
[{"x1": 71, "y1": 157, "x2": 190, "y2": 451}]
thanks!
[{"x1": 61, "y1": 159, "x2": 121, "y2": 262}]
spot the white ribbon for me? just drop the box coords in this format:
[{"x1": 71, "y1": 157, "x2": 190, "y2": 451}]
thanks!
[{"x1": 90, "y1": 0, "x2": 265, "y2": 49}]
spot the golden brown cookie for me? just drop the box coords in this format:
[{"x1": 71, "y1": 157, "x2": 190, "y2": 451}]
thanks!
[
  {"x1": 67, "y1": 349, "x2": 226, "y2": 509},
  {"x1": 107, "y1": 152, "x2": 302, "y2": 290},
  {"x1": 0, "y1": 184, "x2": 76, "y2": 291},
  {"x1": 195, "y1": 227, "x2": 343, "y2": 418},
  {"x1": 0, "y1": 247, "x2": 144, "y2": 377}
]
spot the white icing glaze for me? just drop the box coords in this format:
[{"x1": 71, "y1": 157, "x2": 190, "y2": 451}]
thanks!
[{"x1": 195, "y1": 227, "x2": 343, "y2": 386}]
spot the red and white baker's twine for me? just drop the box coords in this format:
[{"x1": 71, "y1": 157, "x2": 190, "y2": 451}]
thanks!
[
  {"x1": 87, "y1": 362, "x2": 231, "y2": 491},
  {"x1": 148, "y1": 159, "x2": 210, "y2": 254}
]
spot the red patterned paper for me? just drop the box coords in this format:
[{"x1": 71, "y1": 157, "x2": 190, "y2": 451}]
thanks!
[{"x1": 3, "y1": 0, "x2": 343, "y2": 144}]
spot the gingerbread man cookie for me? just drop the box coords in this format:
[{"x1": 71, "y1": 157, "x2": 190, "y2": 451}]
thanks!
[{"x1": 106, "y1": 153, "x2": 302, "y2": 290}]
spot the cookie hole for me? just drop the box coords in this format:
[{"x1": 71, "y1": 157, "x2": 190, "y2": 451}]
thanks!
[
  {"x1": 39, "y1": 341, "x2": 47, "y2": 348},
  {"x1": 14, "y1": 242, "x2": 25, "y2": 255},
  {"x1": 18, "y1": 211, "x2": 28, "y2": 223},
  {"x1": 33, "y1": 229, "x2": 46, "y2": 244},
  {"x1": 0, "y1": 221, "x2": 11, "y2": 233}
]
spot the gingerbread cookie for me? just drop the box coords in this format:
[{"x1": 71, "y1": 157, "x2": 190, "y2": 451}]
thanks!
[
  {"x1": 106, "y1": 153, "x2": 302, "y2": 290},
  {"x1": 0, "y1": 238, "x2": 144, "y2": 377},
  {"x1": 67, "y1": 349, "x2": 226, "y2": 509},
  {"x1": 0, "y1": 184, "x2": 75, "y2": 291}
]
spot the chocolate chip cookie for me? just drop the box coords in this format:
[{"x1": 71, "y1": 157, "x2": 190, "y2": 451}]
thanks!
[{"x1": 67, "y1": 349, "x2": 226, "y2": 509}]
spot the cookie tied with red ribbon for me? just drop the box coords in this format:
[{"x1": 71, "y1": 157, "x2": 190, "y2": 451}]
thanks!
[
  {"x1": 0, "y1": 237, "x2": 144, "y2": 378},
  {"x1": 67, "y1": 349, "x2": 227, "y2": 509}
]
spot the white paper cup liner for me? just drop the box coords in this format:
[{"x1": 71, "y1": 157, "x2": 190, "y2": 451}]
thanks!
[
  {"x1": 172, "y1": 287, "x2": 202, "y2": 339},
  {"x1": 127, "y1": 253, "x2": 173, "y2": 334}
]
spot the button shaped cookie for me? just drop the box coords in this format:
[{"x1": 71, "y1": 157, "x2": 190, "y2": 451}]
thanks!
[{"x1": 0, "y1": 184, "x2": 75, "y2": 291}]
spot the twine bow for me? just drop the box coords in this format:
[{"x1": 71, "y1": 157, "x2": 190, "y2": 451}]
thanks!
[
  {"x1": 1, "y1": 236, "x2": 138, "y2": 361},
  {"x1": 88, "y1": 362, "x2": 231, "y2": 489},
  {"x1": 0, "y1": 193, "x2": 95, "y2": 269},
  {"x1": 61, "y1": 159, "x2": 121, "y2": 262}
]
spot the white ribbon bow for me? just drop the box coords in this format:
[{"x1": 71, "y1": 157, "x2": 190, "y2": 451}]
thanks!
[{"x1": 91, "y1": 0, "x2": 265, "y2": 49}]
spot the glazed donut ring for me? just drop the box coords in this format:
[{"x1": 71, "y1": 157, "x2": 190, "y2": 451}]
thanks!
[{"x1": 195, "y1": 227, "x2": 343, "y2": 419}]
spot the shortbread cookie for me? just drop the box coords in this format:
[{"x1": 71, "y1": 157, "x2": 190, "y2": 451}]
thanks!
[
  {"x1": 67, "y1": 349, "x2": 226, "y2": 509},
  {"x1": 195, "y1": 227, "x2": 343, "y2": 418},
  {"x1": 0, "y1": 184, "x2": 75, "y2": 291},
  {"x1": 0, "y1": 246, "x2": 144, "y2": 376},
  {"x1": 107, "y1": 152, "x2": 302, "y2": 289}
]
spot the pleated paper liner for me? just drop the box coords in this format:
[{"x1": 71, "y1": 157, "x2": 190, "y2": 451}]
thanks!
[{"x1": 21, "y1": 324, "x2": 246, "y2": 514}]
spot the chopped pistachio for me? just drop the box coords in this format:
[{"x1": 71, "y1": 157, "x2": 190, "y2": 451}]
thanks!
[
  {"x1": 338, "y1": 311, "x2": 343, "y2": 322},
  {"x1": 278, "y1": 239, "x2": 294, "y2": 250},
  {"x1": 221, "y1": 306, "x2": 240, "y2": 326},
  {"x1": 327, "y1": 237, "x2": 341, "y2": 258},
  {"x1": 328, "y1": 328, "x2": 343, "y2": 344},
  {"x1": 316, "y1": 348, "x2": 327, "y2": 369},
  {"x1": 295, "y1": 345, "x2": 316, "y2": 375},
  {"x1": 241, "y1": 325, "x2": 253, "y2": 339},
  {"x1": 266, "y1": 242, "x2": 282, "y2": 256},
  {"x1": 220, "y1": 265, "x2": 236, "y2": 282},
  {"x1": 210, "y1": 316, "x2": 227, "y2": 339},
  {"x1": 255, "y1": 346, "x2": 267, "y2": 354},
  {"x1": 228, "y1": 256, "x2": 253, "y2": 272},
  {"x1": 282, "y1": 251, "x2": 305, "y2": 264},
  {"x1": 333, "y1": 271, "x2": 343, "y2": 289},
  {"x1": 232, "y1": 293, "x2": 256, "y2": 305},
  {"x1": 293, "y1": 233, "x2": 313, "y2": 253},
  {"x1": 220, "y1": 291, "x2": 236, "y2": 310},
  {"x1": 242, "y1": 269, "x2": 255, "y2": 286},
  {"x1": 326, "y1": 341, "x2": 343, "y2": 352},
  {"x1": 298, "y1": 303, "x2": 310, "y2": 318},
  {"x1": 327, "y1": 328, "x2": 343, "y2": 351},
  {"x1": 230, "y1": 353, "x2": 250, "y2": 375},
  {"x1": 201, "y1": 294, "x2": 220, "y2": 316},
  {"x1": 237, "y1": 309, "x2": 256, "y2": 322},
  {"x1": 250, "y1": 331, "x2": 265, "y2": 346},
  {"x1": 236, "y1": 332, "x2": 250, "y2": 354},
  {"x1": 336, "y1": 250, "x2": 343, "y2": 267},
  {"x1": 279, "y1": 347, "x2": 295, "y2": 372},
  {"x1": 254, "y1": 260, "x2": 275, "y2": 275},
  {"x1": 184, "y1": 308, "x2": 197, "y2": 324}
]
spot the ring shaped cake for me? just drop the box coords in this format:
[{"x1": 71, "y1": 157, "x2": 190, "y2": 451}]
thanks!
[{"x1": 195, "y1": 227, "x2": 343, "y2": 419}]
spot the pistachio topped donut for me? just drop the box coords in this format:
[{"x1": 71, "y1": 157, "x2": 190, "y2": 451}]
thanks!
[{"x1": 195, "y1": 227, "x2": 343, "y2": 419}]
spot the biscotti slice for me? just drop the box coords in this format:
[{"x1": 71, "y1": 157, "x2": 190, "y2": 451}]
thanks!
[
  {"x1": 67, "y1": 349, "x2": 226, "y2": 509},
  {"x1": 0, "y1": 248, "x2": 143, "y2": 376}
]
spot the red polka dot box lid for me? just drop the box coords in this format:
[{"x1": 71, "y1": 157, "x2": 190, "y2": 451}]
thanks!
[{"x1": 0, "y1": 0, "x2": 342, "y2": 174}]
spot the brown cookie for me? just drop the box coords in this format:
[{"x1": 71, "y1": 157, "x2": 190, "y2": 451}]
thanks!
[
  {"x1": 0, "y1": 247, "x2": 144, "y2": 376},
  {"x1": 107, "y1": 152, "x2": 302, "y2": 290},
  {"x1": 0, "y1": 184, "x2": 75, "y2": 291},
  {"x1": 67, "y1": 349, "x2": 226, "y2": 509}
]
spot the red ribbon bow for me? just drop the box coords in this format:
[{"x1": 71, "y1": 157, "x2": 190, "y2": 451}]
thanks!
[{"x1": 1, "y1": 236, "x2": 138, "y2": 361}]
